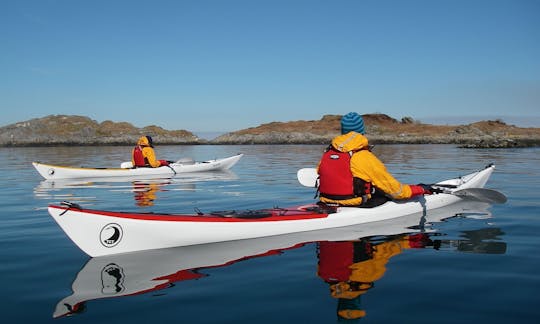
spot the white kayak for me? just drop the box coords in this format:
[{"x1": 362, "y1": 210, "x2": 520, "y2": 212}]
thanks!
[
  {"x1": 47, "y1": 164, "x2": 504, "y2": 257},
  {"x1": 33, "y1": 154, "x2": 243, "y2": 180},
  {"x1": 53, "y1": 198, "x2": 499, "y2": 317}
]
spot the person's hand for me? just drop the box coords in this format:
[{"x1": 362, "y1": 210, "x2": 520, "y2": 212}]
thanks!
[
  {"x1": 418, "y1": 184, "x2": 444, "y2": 195},
  {"x1": 410, "y1": 184, "x2": 443, "y2": 197},
  {"x1": 159, "y1": 160, "x2": 170, "y2": 166}
]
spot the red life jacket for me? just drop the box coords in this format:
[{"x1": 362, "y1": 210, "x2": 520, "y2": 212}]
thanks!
[
  {"x1": 318, "y1": 147, "x2": 372, "y2": 201},
  {"x1": 132, "y1": 146, "x2": 147, "y2": 167},
  {"x1": 318, "y1": 148, "x2": 356, "y2": 199}
]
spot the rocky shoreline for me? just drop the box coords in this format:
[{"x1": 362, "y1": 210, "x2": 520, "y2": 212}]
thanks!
[
  {"x1": 210, "y1": 114, "x2": 540, "y2": 148},
  {"x1": 1, "y1": 114, "x2": 539, "y2": 148}
]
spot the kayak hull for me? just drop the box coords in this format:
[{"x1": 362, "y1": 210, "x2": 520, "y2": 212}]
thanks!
[
  {"x1": 33, "y1": 154, "x2": 243, "y2": 180},
  {"x1": 48, "y1": 164, "x2": 496, "y2": 257},
  {"x1": 54, "y1": 198, "x2": 494, "y2": 318}
]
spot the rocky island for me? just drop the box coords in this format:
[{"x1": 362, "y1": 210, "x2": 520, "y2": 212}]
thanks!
[
  {"x1": 0, "y1": 115, "x2": 200, "y2": 146},
  {"x1": 1, "y1": 114, "x2": 539, "y2": 148},
  {"x1": 213, "y1": 114, "x2": 540, "y2": 148}
]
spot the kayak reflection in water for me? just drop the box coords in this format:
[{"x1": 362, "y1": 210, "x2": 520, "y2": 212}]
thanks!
[
  {"x1": 317, "y1": 233, "x2": 437, "y2": 321},
  {"x1": 53, "y1": 227, "x2": 505, "y2": 318}
]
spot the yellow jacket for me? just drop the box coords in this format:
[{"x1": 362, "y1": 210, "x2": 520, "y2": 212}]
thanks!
[
  {"x1": 319, "y1": 132, "x2": 414, "y2": 205},
  {"x1": 132, "y1": 136, "x2": 161, "y2": 168}
]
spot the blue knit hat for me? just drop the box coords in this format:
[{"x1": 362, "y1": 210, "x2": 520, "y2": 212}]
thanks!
[
  {"x1": 145, "y1": 135, "x2": 154, "y2": 147},
  {"x1": 341, "y1": 112, "x2": 365, "y2": 134}
]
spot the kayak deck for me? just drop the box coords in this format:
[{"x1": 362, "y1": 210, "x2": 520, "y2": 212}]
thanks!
[{"x1": 50, "y1": 202, "x2": 333, "y2": 222}]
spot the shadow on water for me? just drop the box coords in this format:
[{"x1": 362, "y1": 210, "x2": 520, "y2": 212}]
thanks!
[{"x1": 52, "y1": 200, "x2": 505, "y2": 320}]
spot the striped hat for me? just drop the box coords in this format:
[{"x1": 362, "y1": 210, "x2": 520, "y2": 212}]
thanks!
[{"x1": 341, "y1": 112, "x2": 365, "y2": 134}]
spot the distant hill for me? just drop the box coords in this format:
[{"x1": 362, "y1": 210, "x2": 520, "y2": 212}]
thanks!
[
  {"x1": 0, "y1": 115, "x2": 200, "y2": 146},
  {"x1": 1, "y1": 113, "x2": 539, "y2": 147},
  {"x1": 212, "y1": 114, "x2": 540, "y2": 147}
]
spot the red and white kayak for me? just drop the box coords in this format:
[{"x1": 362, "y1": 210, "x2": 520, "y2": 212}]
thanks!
[
  {"x1": 47, "y1": 164, "x2": 503, "y2": 257},
  {"x1": 53, "y1": 198, "x2": 498, "y2": 318},
  {"x1": 33, "y1": 154, "x2": 243, "y2": 180}
]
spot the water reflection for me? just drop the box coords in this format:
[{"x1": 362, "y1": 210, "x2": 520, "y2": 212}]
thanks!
[
  {"x1": 132, "y1": 181, "x2": 171, "y2": 207},
  {"x1": 34, "y1": 170, "x2": 238, "y2": 206},
  {"x1": 318, "y1": 229, "x2": 506, "y2": 321},
  {"x1": 53, "y1": 200, "x2": 505, "y2": 319}
]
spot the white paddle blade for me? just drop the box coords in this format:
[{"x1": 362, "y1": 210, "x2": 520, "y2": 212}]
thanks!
[
  {"x1": 175, "y1": 157, "x2": 195, "y2": 165},
  {"x1": 297, "y1": 168, "x2": 319, "y2": 187},
  {"x1": 120, "y1": 161, "x2": 133, "y2": 169}
]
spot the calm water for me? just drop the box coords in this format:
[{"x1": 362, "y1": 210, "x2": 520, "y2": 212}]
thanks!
[{"x1": 1, "y1": 144, "x2": 539, "y2": 323}]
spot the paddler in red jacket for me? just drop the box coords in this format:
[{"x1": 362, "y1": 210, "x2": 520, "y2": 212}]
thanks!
[
  {"x1": 132, "y1": 136, "x2": 170, "y2": 168},
  {"x1": 317, "y1": 112, "x2": 439, "y2": 206}
]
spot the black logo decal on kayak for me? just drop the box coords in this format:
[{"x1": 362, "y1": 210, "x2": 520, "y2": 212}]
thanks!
[
  {"x1": 101, "y1": 263, "x2": 125, "y2": 294},
  {"x1": 48, "y1": 168, "x2": 55, "y2": 175},
  {"x1": 100, "y1": 223, "x2": 123, "y2": 248},
  {"x1": 330, "y1": 154, "x2": 340, "y2": 160}
]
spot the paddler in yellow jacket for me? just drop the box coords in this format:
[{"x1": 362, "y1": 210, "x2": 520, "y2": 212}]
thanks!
[
  {"x1": 317, "y1": 112, "x2": 439, "y2": 206},
  {"x1": 132, "y1": 136, "x2": 170, "y2": 168}
]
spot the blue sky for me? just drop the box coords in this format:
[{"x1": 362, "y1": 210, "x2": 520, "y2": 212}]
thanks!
[{"x1": 1, "y1": 0, "x2": 539, "y2": 132}]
